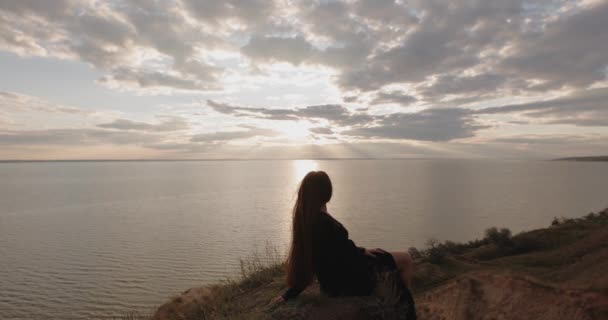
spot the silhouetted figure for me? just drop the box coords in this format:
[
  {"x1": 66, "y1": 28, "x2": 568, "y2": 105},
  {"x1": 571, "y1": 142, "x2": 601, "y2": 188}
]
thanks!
[{"x1": 270, "y1": 171, "x2": 416, "y2": 319}]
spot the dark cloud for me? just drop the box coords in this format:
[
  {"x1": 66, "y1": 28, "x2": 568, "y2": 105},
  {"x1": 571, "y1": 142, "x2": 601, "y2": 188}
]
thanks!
[
  {"x1": 475, "y1": 87, "x2": 608, "y2": 127},
  {"x1": 332, "y1": 0, "x2": 528, "y2": 91},
  {"x1": 0, "y1": 0, "x2": 75, "y2": 19},
  {"x1": 298, "y1": 0, "x2": 363, "y2": 43},
  {"x1": 344, "y1": 108, "x2": 488, "y2": 141},
  {"x1": 181, "y1": 0, "x2": 275, "y2": 27},
  {"x1": 500, "y1": 1, "x2": 608, "y2": 90},
  {"x1": 97, "y1": 117, "x2": 189, "y2": 132},
  {"x1": 420, "y1": 74, "x2": 507, "y2": 99},
  {"x1": 210, "y1": 99, "x2": 489, "y2": 141},
  {"x1": 241, "y1": 35, "x2": 315, "y2": 65},
  {"x1": 207, "y1": 100, "x2": 374, "y2": 126},
  {"x1": 337, "y1": 26, "x2": 478, "y2": 91},
  {"x1": 342, "y1": 95, "x2": 358, "y2": 103},
  {"x1": 353, "y1": 0, "x2": 418, "y2": 26},
  {"x1": 370, "y1": 90, "x2": 417, "y2": 106},
  {"x1": 309, "y1": 127, "x2": 333, "y2": 135},
  {"x1": 207, "y1": 100, "x2": 300, "y2": 120}
]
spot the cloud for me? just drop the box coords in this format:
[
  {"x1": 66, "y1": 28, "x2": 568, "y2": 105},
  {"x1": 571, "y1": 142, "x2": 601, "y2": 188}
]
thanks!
[
  {"x1": 98, "y1": 67, "x2": 220, "y2": 91},
  {"x1": 475, "y1": 87, "x2": 608, "y2": 126},
  {"x1": 181, "y1": 0, "x2": 276, "y2": 28},
  {"x1": 207, "y1": 100, "x2": 374, "y2": 126},
  {"x1": 309, "y1": 127, "x2": 333, "y2": 135},
  {"x1": 490, "y1": 135, "x2": 593, "y2": 145},
  {"x1": 370, "y1": 90, "x2": 417, "y2": 106},
  {"x1": 210, "y1": 99, "x2": 490, "y2": 141},
  {"x1": 241, "y1": 35, "x2": 315, "y2": 65},
  {"x1": 0, "y1": 91, "x2": 85, "y2": 114},
  {"x1": 344, "y1": 108, "x2": 488, "y2": 141},
  {"x1": 2, "y1": 0, "x2": 607, "y2": 98},
  {"x1": 337, "y1": 26, "x2": 477, "y2": 91},
  {"x1": 499, "y1": 1, "x2": 608, "y2": 90},
  {"x1": 190, "y1": 126, "x2": 279, "y2": 143},
  {"x1": 0, "y1": 128, "x2": 162, "y2": 146},
  {"x1": 0, "y1": 0, "x2": 224, "y2": 92},
  {"x1": 207, "y1": 100, "x2": 301, "y2": 121},
  {"x1": 97, "y1": 117, "x2": 189, "y2": 132},
  {"x1": 420, "y1": 74, "x2": 507, "y2": 100}
]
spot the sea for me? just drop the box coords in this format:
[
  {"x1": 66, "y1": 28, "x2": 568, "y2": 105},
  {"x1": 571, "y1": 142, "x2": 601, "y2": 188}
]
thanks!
[{"x1": 1, "y1": 159, "x2": 607, "y2": 319}]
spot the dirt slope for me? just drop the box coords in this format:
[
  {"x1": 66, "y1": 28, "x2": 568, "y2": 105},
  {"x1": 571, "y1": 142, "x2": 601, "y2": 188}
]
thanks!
[{"x1": 417, "y1": 271, "x2": 608, "y2": 320}]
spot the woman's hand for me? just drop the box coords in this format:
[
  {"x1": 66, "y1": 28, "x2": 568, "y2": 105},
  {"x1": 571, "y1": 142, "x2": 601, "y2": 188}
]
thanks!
[
  {"x1": 364, "y1": 248, "x2": 383, "y2": 257},
  {"x1": 269, "y1": 295, "x2": 285, "y2": 306}
]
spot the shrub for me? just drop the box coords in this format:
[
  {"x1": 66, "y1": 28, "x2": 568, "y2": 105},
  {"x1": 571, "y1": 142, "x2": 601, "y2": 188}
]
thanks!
[
  {"x1": 511, "y1": 235, "x2": 543, "y2": 254},
  {"x1": 465, "y1": 239, "x2": 487, "y2": 248},
  {"x1": 584, "y1": 212, "x2": 597, "y2": 220},
  {"x1": 551, "y1": 217, "x2": 560, "y2": 226},
  {"x1": 408, "y1": 247, "x2": 422, "y2": 260},
  {"x1": 484, "y1": 227, "x2": 512, "y2": 247},
  {"x1": 425, "y1": 238, "x2": 446, "y2": 264},
  {"x1": 562, "y1": 217, "x2": 574, "y2": 224}
]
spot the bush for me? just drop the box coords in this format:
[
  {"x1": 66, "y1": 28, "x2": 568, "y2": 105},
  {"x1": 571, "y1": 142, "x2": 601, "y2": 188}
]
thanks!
[
  {"x1": 562, "y1": 217, "x2": 575, "y2": 224},
  {"x1": 484, "y1": 227, "x2": 512, "y2": 247},
  {"x1": 551, "y1": 217, "x2": 560, "y2": 226},
  {"x1": 465, "y1": 238, "x2": 487, "y2": 248},
  {"x1": 425, "y1": 238, "x2": 446, "y2": 264},
  {"x1": 584, "y1": 212, "x2": 597, "y2": 220},
  {"x1": 511, "y1": 235, "x2": 543, "y2": 254},
  {"x1": 408, "y1": 247, "x2": 422, "y2": 260}
]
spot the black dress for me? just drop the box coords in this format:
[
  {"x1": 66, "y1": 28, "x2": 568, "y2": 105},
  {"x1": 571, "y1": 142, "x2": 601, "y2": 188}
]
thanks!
[{"x1": 282, "y1": 211, "x2": 401, "y2": 300}]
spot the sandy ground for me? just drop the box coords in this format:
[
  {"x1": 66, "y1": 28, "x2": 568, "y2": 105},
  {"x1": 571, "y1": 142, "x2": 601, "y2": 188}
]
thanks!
[{"x1": 416, "y1": 271, "x2": 608, "y2": 320}]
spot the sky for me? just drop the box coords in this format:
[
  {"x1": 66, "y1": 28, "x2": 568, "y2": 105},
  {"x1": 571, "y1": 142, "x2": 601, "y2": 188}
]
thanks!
[{"x1": 0, "y1": 0, "x2": 607, "y2": 160}]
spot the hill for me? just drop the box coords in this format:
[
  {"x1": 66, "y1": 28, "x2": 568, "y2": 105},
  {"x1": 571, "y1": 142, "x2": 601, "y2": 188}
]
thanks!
[
  {"x1": 554, "y1": 156, "x2": 608, "y2": 162},
  {"x1": 131, "y1": 209, "x2": 608, "y2": 320}
]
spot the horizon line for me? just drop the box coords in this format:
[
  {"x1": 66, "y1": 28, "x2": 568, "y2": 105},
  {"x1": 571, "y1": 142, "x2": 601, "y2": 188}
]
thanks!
[{"x1": 0, "y1": 157, "x2": 565, "y2": 163}]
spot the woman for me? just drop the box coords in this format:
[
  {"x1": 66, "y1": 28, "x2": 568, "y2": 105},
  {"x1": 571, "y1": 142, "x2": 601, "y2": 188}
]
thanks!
[{"x1": 270, "y1": 171, "x2": 415, "y2": 311}]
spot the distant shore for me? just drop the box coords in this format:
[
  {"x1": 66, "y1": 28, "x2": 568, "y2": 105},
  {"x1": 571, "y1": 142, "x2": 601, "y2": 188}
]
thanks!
[{"x1": 554, "y1": 156, "x2": 608, "y2": 162}]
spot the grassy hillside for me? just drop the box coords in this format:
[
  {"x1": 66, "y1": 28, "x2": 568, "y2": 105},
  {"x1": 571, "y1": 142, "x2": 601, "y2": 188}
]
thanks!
[{"x1": 126, "y1": 208, "x2": 608, "y2": 320}]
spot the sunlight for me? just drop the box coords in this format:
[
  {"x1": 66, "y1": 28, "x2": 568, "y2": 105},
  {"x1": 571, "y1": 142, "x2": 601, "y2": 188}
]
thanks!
[
  {"x1": 293, "y1": 159, "x2": 318, "y2": 181},
  {"x1": 278, "y1": 122, "x2": 312, "y2": 141}
]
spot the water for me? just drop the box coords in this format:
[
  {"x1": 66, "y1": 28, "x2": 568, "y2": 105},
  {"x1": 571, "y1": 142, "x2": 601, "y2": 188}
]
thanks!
[{"x1": 1, "y1": 159, "x2": 607, "y2": 319}]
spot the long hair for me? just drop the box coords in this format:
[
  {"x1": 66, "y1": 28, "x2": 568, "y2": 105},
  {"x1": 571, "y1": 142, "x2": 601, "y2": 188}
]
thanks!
[{"x1": 286, "y1": 171, "x2": 333, "y2": 290}]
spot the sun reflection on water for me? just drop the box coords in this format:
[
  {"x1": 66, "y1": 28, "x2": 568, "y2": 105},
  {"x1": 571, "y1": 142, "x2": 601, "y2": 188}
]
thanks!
[{"x1": 293, "y1": 160, "x2": 319, "y2": 181}]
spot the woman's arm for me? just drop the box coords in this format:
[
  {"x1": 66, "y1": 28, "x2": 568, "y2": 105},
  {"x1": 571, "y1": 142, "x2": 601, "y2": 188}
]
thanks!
[
  {"x1": 269, "y1": 286, "x2": 305, "y2": 305},
  {"x1": 282, "y1": 286, "x2": 305, "y2": 300}
]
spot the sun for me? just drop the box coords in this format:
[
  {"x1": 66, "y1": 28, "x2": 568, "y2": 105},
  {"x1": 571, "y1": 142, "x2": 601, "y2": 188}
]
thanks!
[{"x1": 276, "y1": 121, "x2": 313, "y2": 141}]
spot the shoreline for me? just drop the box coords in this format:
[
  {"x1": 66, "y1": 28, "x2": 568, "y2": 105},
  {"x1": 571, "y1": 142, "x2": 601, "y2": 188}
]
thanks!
[{"x1": 553, "y1": 156, "x2": 608, "y2": 162}]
